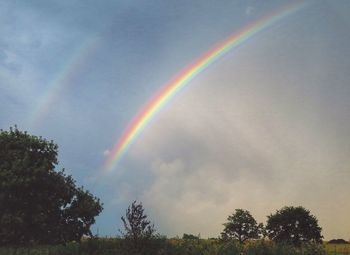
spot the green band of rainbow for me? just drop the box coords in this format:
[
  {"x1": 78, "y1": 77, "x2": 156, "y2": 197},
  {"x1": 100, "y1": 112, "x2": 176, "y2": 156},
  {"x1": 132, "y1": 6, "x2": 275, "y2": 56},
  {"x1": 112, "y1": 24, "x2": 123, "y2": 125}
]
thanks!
[{"x1": 103, "y1": 2, "x2": 307, "y2": 172}]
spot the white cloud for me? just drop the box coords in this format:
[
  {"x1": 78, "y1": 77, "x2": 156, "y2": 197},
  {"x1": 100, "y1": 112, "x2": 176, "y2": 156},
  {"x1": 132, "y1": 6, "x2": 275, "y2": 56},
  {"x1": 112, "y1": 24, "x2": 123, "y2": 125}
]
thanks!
[{"x1": 103, "y1": 149, "x2": 111, "y2": 156}]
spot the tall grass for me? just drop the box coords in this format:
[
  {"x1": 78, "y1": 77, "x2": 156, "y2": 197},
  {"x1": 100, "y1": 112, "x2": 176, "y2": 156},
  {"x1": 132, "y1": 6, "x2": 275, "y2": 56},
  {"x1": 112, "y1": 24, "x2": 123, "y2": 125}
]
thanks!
[
  {"x1": 0, "y1": 238, "x2": 330, "y2": 255},
  {"x1": 324, "y1": 243, "x2": 350, "y2": 255}
]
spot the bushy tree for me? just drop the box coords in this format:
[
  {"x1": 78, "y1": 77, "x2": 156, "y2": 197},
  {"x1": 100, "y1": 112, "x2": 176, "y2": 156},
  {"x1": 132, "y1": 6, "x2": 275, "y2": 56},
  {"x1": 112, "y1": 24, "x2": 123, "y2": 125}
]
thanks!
[
  {"x1": 221, "y1": 209, "x2": 262, "y2": 243},
  {"x1": 120, "y1": 201, "x2": 157, "y2": 251},
  {"x1": 0, "y1": 126, "x2": 103, "y2": 245},
  {"x1": 182, "y1": 233, "x2": 200, "y2": 240},
  {"x1": 266, "y1": 206, "x2": 323, "y2": 246}
]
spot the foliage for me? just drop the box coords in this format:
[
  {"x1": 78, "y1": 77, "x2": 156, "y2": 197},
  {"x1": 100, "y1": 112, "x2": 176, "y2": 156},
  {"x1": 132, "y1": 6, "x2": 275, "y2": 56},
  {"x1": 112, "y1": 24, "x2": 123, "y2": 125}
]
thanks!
[
  {"x1": 245, "y1": 241, "x2": 326, "y2": 255},
  {"x1": 0, "y1": 126, "x2": 103, "y2": 245},
  {"x1": 273, "y1": 243, "x2": 298, "y2": 255},
  {"x1": 221, "y1": 209, "x2": 262, "y2": 243},
  {"x1": 182, "y1": 233, "x2": 200, "y2": 240},
  {"x1": 158, "y1": 238, "x2": 220, "y2": 255},
  {"x1": 0, "y1": 238, "x2": 330, "y2": 255},
  {"x1": 245, "y1": 240, "x2": 274, "y2": 255},
  {"x1": 266, "y1": 206, "x2": 323, "y2": 246},
  {"x1": 217, "y1": 240, "x2": 243, "y2": 255},
  {"x1": 325, "y1": 243, "x2": 350, "y2": 255},
  {"x1": 120, "y1": 201, "x2": 158, "y2": 254},
  {"x1": 328, "y1": 239, "x2": 349, "y2": 244},
  {"x1": 302, "y1": 242, "x2": 326, "y2": 255}
]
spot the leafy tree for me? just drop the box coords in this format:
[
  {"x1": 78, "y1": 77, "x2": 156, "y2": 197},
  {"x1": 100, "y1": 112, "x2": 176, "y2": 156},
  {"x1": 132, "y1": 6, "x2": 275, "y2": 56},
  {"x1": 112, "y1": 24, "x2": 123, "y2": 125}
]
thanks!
[
  {"x1": 0, "y1": 126, "x2": 103, "y2": 245},
  {"x1": 328, "y1": 239, "x2": 349, "y2": 244},
  {"x1": 182, "y1": 233, "x2": 200, "y2": 240},
  {"x1": 221, "y1": 209, "x2": 262, "y2": 243},
  {"x1": 266, "y1": 206, "x2": 323, "y2": 246},
  {"x1": 120, "y1": 201, "x2": 157, "y2": 251}
]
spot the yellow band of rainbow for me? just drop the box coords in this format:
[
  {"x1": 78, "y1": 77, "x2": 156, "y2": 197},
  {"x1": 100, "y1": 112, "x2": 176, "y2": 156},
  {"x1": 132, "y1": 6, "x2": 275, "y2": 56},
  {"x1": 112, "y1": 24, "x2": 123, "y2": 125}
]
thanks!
[{"x1": 103, "y1": 2, "x2": 307, "y2": 172}]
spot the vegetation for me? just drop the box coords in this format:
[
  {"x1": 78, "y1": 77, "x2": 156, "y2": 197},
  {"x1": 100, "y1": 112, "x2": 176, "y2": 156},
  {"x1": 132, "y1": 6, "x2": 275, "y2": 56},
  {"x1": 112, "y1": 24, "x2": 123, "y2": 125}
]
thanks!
[
  {"x1": 0, "y1": 127, "x2": 103, "y2": 245},
  {"x1": 328, "y1": 239, "x2": 349, "y2": 244},
  {"x1": 325, "y1": 243, "x2": 350, "y2": 255},
  {"x1": 0, "y1": 126, "x2": 346, "y2": 255},
  {"x1": 2, "y1": 241, "x2": 348, "y2": 255},
  {"x1": 120, "y1": 200, "x2": 158, "y2": 254},
  {"x1": 266, "y1": 206, "x2": 323, "y2": 246},
  {"x1": 0, "y1": 238, "x2": 332, "y2": 255},
  {"x1": 182, "y1": 233, "x2": 200, "y2": 240},
  {"x1": 221, "y1": 209, "x2": 263, "y2": 243}
]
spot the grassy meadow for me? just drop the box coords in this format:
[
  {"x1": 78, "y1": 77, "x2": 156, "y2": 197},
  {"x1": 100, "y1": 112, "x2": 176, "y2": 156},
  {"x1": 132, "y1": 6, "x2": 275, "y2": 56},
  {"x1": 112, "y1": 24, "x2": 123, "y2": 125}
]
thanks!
[
  {"x1": 2, "y1": 238, "x2": 348, "y2": 255},
  {"x1": 324, "y1": 243, "x2": 350, "y2": 255}
]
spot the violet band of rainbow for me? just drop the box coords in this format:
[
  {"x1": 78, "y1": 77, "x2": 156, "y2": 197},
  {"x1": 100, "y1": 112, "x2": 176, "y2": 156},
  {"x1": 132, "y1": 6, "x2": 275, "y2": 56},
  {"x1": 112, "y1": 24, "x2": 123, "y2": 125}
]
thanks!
[{"x1": 103, "y1": 1, "x2": 308, "y2": 172}]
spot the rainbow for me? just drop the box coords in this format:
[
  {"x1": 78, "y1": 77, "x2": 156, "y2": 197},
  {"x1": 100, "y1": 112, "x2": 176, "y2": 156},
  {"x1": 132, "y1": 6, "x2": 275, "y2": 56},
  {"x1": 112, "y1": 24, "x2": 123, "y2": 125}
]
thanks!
[
  {"x1": 29, "y1": 35, "x2": 101, "y2": 129},
  {"x1": 103, "y1": 2, "x2": 307, "y2": 172}
]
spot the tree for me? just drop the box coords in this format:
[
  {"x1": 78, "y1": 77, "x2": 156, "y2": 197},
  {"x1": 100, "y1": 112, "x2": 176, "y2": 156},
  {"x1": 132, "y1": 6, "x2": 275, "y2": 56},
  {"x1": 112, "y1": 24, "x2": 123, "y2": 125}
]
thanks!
[
  {"x1": 0, "y1": 126, "x2": 103, "y2": 245},
  {"x1": 182, "y1": 233, "x2": 200, "y2": 240},
  {"x1": 328, "y1": 239, "x2": 349, "y2": 244},
  {"x1": 120, "y1": 201, "x2": 157, "y2": 250},
  {"x1": 221, "y1": 209, "x2": 262, "y2": 243},
  {"x1": 266, "y1": 206, "x2": 323, "y2": 246}
]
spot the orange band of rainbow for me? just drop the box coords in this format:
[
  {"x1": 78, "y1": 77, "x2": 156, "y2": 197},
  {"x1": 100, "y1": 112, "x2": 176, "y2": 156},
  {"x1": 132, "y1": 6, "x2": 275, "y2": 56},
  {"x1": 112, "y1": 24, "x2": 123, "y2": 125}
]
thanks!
[{"x1": 103, "y1": 2, "x2": 307, "y2": 172}]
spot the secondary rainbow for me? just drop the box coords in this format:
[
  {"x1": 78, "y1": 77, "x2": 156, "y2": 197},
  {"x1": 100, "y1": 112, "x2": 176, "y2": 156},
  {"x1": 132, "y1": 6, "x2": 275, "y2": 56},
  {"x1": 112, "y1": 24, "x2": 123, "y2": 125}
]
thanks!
[
  {"x1": 29, "y1": 35, "x2": 101, "y2": 129},
  {"x1": 103, "y1": 2, "x2": 307, "y2": 172}
]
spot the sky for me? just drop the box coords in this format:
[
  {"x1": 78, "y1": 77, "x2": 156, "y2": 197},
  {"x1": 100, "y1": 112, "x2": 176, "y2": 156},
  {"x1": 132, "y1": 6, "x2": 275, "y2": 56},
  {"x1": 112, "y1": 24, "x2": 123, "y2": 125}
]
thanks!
[{"x1": 1, "y1": 0, "x2": 350, "y2": 240}]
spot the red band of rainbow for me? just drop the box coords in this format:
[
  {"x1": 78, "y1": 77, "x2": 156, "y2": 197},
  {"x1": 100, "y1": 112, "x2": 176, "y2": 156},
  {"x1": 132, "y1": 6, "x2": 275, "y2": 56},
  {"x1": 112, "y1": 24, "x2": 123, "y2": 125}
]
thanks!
[{"x1": 103, "y1": 2, "x2": 307, "y2": 172}]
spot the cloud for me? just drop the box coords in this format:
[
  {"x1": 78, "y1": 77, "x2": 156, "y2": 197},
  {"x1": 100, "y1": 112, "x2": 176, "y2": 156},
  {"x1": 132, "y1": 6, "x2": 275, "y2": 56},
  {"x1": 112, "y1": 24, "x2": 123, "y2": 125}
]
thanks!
[
  {"x1": 103, "y1": 149, "x2": 111, "y2": 156},
  {"x1": 140, "y1": 157, "x2": 265, "y2": 235},
  {"x1": 245, "y1": 6, "x2": 254, "y2": 16},
  {"x1": 119, "y1": 46, "x2": 350, "y2": 238},
  {"x1": 2, "y1": 0, "x2": 350, "y2": 240}
]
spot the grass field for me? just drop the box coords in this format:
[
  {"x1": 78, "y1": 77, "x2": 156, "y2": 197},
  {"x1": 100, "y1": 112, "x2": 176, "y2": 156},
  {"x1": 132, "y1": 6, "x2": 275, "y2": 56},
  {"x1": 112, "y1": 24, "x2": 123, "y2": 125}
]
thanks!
[
  {"x1": 325, "y1": 243, "x2": 350, "y2": 255},
  {"x1": 1, "y1": 239, "x2": 349, "y2": 255}
]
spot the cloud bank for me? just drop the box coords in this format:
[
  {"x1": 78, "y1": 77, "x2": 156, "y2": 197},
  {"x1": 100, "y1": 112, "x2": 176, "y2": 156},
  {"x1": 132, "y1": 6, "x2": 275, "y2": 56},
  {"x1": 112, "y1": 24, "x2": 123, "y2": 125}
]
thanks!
[{"x1": 117, "y1": 41, "x2": 350, "y2": 239}]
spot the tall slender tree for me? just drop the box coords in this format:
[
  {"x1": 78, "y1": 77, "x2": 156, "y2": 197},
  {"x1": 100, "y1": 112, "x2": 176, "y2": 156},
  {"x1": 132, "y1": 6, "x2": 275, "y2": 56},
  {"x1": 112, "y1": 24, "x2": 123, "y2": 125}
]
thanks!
[{"x1": 120, "y1": 201, "x2": 157, "y2": 251}]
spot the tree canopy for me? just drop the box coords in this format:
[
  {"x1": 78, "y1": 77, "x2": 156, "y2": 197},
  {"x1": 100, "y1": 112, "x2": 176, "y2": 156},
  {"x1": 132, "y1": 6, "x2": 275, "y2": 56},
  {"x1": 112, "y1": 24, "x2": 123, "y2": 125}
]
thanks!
[
  {"x1": 182, "y1": 233, "x2": 200, "y2": 240},
  {"x1": 266, "y1": 206, "x2": 323, "y2": 246},
  {"x1": 221, "y1": 209, "x2": 262, "y2": 243},
  {"x1": 0, "y1": 127, "x2": 103, "y2": 245}
]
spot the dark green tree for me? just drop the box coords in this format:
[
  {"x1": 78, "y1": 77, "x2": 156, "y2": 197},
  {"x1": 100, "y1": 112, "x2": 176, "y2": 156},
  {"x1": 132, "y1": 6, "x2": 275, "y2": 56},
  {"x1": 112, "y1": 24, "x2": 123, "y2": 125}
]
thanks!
[
  {"x1": 0, "y1": 126, "x2": 103, "y2": 245},
  {"x1": 120, "y1": 201, "x2": 157, "y2": 251},
  {"x1": 266, "y1": 206, "x2": 323, "y2": 246},
  {"x1": 182, "y1": 233, "x2": 200, "y2": 240},
  {"x1": 221, "y1": 209, "x2": 262, "y2": 243}
]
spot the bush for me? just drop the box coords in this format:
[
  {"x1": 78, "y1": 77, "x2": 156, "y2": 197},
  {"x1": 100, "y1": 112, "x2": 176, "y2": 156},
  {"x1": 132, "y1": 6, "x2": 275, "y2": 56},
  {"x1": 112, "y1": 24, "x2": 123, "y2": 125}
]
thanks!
[
  {"x1": 302, "y1": 242, "x2": 326, "y2": 255},
  {"x1": 245, "y1": 240, "x2": 274, "y2": 255},
  {"x1": 0, "y1": 238, "x2": 328, "y2": 255},
  {"x1": 218, "y1": 240, "x2": 242, "y2": 255},
  {"x1": 273, "y1": 243, "x2": 298, "y2": 255}
]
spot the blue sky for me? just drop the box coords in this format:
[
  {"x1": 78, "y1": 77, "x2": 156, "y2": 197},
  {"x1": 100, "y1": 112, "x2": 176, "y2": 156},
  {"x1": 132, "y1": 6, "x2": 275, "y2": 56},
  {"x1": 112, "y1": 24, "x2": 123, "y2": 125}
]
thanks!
[{"x1": 1, "y1": 0, "x2": 350, "y2": 240}]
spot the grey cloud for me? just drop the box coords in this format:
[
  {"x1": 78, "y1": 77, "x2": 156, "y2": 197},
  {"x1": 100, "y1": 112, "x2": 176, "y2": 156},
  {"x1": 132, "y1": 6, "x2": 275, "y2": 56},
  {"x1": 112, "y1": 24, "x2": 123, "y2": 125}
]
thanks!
[
  {"x1": 1, "y1": 0, "x2": 349, "y2": 240},
  {"x1": 122, "y1": 39, "x2": 350, "y2": 239}
]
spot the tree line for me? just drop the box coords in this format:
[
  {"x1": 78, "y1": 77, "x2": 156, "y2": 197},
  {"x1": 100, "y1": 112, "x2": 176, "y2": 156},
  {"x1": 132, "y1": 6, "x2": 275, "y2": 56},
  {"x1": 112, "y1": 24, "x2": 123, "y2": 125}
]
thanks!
[
  {"x1": 221, "y1": 207, "x2": 322, "y2": 246},
  {"x1": 121, "y1": 201, "x2": 323, "y2": 253},
  {"x1": 0, "y1": 127, "x2": 323, "y2": 250}
]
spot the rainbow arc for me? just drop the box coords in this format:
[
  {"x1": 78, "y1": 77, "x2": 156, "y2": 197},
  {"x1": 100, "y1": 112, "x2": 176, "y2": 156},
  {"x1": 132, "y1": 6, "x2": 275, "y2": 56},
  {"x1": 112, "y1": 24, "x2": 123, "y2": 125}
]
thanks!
[{"x1": 103, "y1": 2, "x2": 307, "y2": 172}]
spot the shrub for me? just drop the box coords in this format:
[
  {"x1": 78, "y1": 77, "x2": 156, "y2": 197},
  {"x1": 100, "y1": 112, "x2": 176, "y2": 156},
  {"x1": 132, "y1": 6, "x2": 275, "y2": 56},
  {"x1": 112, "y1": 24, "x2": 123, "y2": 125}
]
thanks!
[
  {"x1": 245, "y1": 240, "x2": 274, "y2": 255},
  {"x1": 218, "y1": 240, "x2": 242, "y2": 255},
  {"x1": 302, "y1": 242, "x2": 326, "y2": 255}
]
